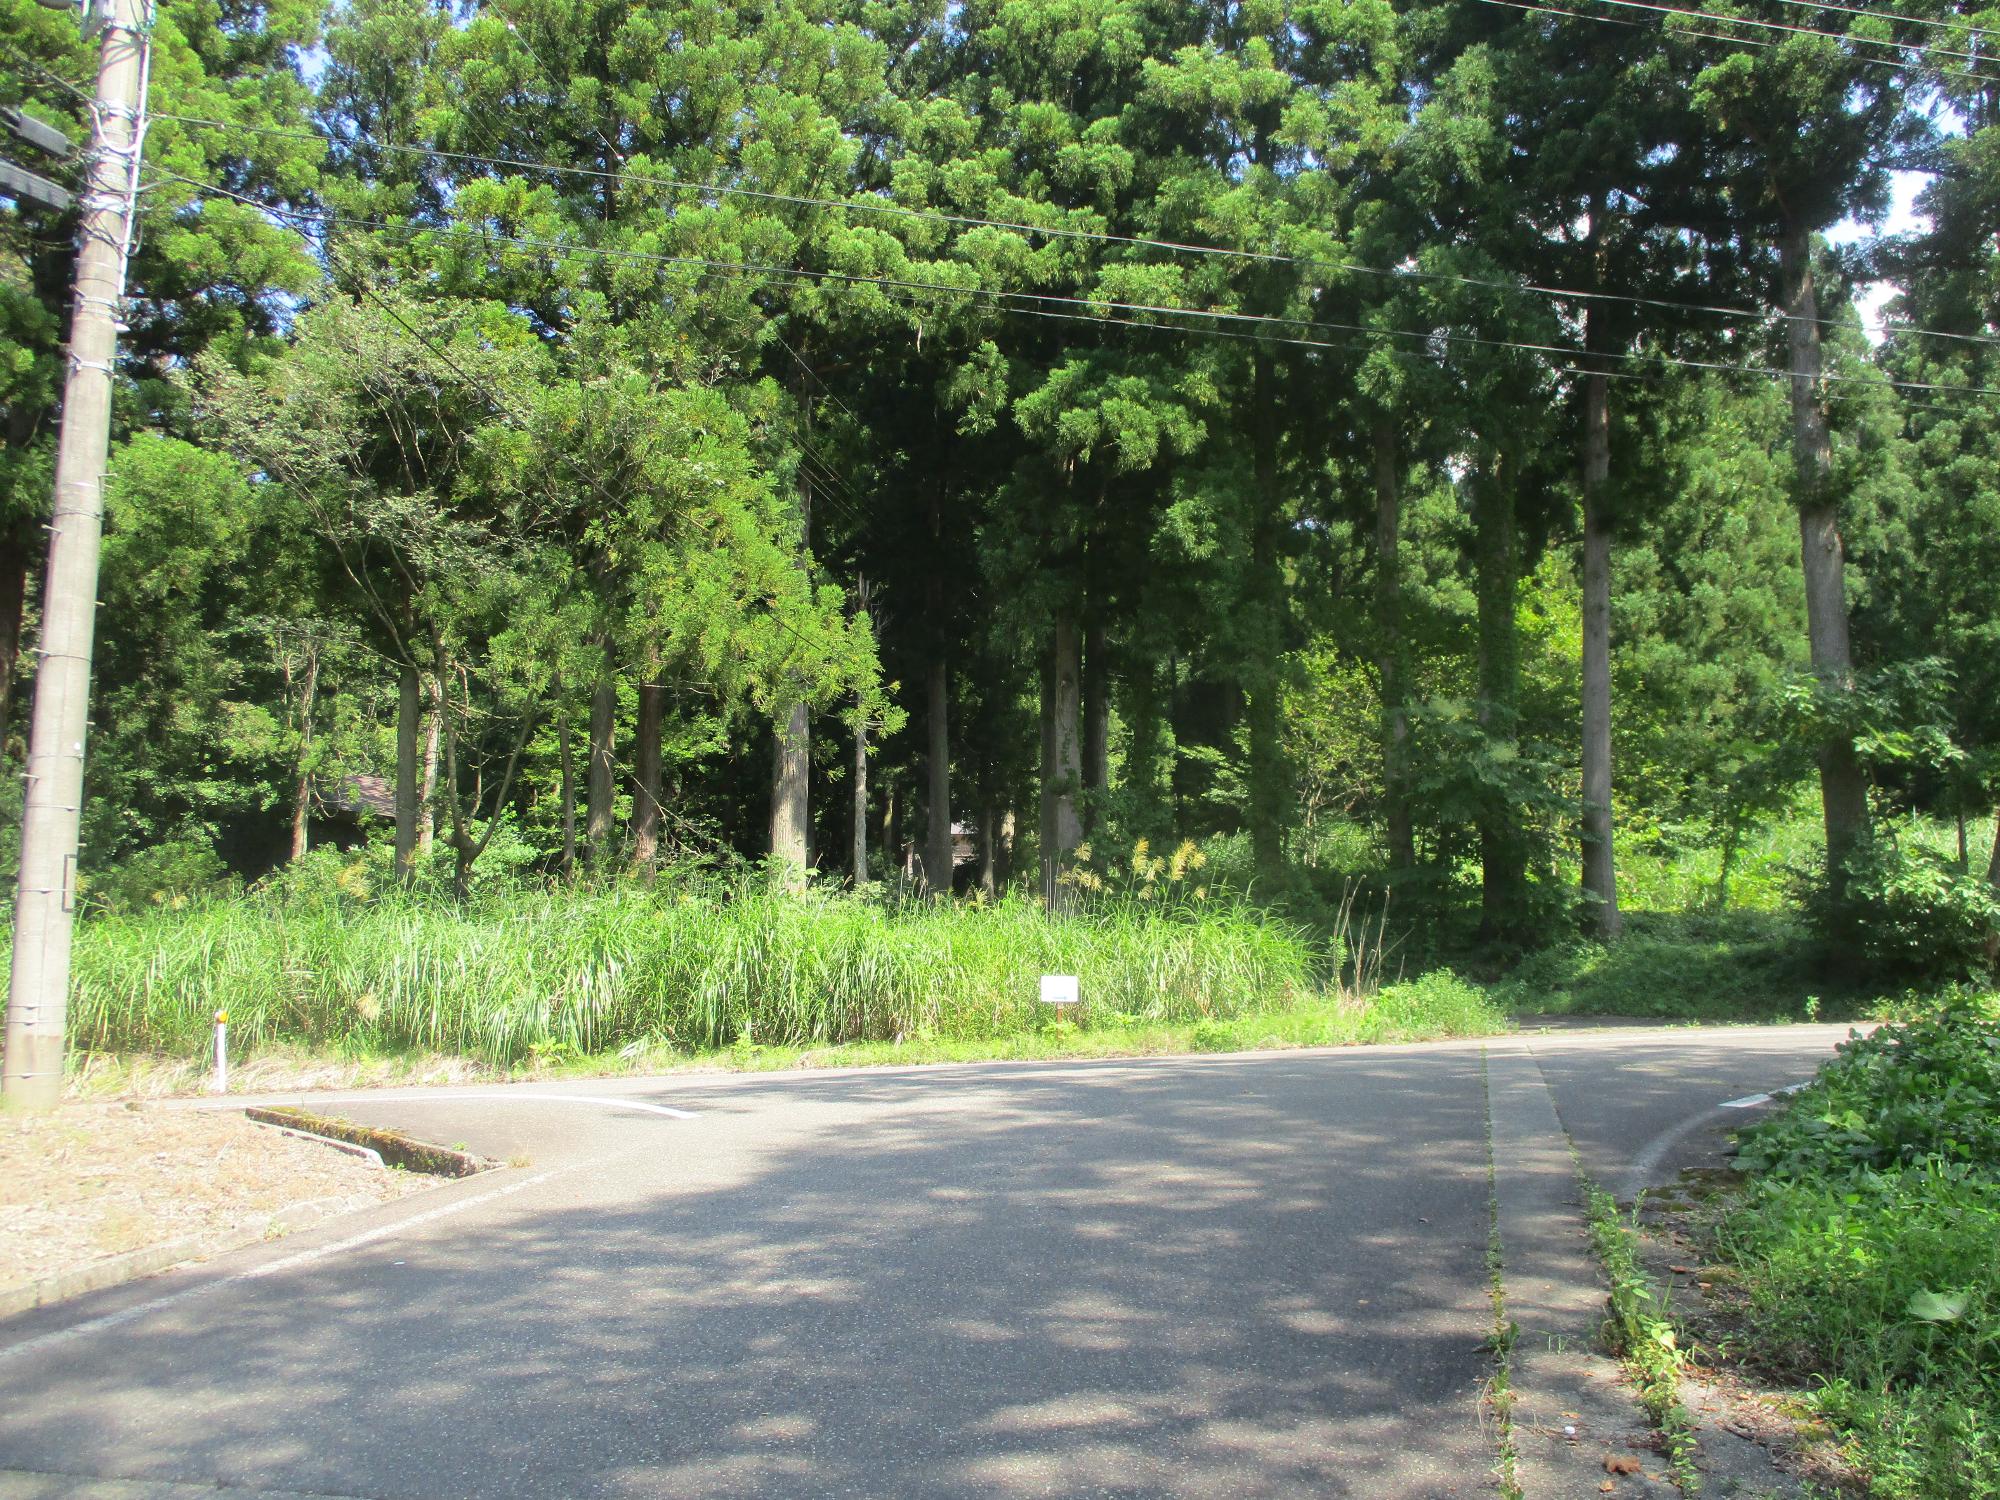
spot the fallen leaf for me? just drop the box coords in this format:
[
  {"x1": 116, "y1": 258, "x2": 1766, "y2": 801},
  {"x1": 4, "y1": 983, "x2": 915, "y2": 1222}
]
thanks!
[
  {"x1": 1604, "y1": 1455, "x2": 1643, "y2": 1475},
  {"x1": 1599, "y1": 1484, "x2": 1615, "y2": 1494},
  {"x1": 1668, "y1": 1264, "x2": 1696, "y2": 1274}
]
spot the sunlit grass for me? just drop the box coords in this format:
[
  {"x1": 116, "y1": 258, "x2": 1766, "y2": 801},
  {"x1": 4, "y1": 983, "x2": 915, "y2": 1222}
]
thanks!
[{"x1": 51, "y1": 883, "x2": 1334, "y2": 1066}]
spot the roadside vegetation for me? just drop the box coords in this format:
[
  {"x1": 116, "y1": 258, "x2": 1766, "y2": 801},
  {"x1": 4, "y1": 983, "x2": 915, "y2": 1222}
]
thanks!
[
  {"x1": 47, "y1": 847, "x2": 1510, "y2": 1082},
  {"x1": 1704, "y1": 999, "x2": 2000, "y2": 1498},
  {"x1": 30, "y1": 805, "x2": 1987, "y2": 1091}
]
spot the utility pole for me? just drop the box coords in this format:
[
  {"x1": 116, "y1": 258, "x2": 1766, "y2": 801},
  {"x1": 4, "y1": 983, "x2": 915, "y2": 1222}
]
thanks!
[{"x1": 1, "y1": 0, "x2": 153, "y2": 1111}]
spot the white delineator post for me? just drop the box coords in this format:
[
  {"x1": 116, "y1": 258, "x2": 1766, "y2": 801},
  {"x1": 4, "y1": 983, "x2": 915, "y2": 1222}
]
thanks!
[
  {"x1": 211, "y1": 1009, "x2": 228, "y2": 1094},
  {"x1": 1, "y1": 0, "x2": 153, "y2": 1111}
]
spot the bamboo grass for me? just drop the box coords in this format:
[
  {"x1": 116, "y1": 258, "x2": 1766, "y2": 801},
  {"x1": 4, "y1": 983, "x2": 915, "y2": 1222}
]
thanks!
[{"x1": 53, "y1": 885, "x2": 1326, "y2": 1064}]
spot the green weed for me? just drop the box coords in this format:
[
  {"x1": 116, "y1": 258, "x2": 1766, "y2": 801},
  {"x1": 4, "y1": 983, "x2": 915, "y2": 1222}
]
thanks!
[
  {"x1": 1712, "y1": 999, "x2": 2000, "y2": 1498},
  {"x1": 1584, "y1": 1183, "x2": 1701, "y2": 1492}
]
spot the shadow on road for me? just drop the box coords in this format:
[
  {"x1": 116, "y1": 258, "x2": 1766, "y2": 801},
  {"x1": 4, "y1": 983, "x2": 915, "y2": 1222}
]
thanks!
[{"x1": 0, "y1": 1052, "x2": 1500, "y2": 1499}]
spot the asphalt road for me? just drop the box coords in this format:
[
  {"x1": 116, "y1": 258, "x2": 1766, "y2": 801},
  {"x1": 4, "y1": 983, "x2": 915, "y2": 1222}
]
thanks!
[{"x1": 0, "y1": 1024, "x2": 1861, "y2": 1500}]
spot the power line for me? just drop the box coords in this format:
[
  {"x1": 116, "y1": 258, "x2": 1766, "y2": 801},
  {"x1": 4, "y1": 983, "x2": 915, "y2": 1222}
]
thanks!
[
  {"x1": 0, "y1": 42, "x2": 94, "y2": 105},
  {"x1": 1577, "y1": 0, "x2": 1997, "y2": 68},
  {"x1": 1484, "y1": 0, "x2": 2000, "y2": 90},
  {"x1": 1767, "y1": 0, "x2": 1998, "y2": 41},
  {"x1": 150, "y1": 166, "x2": 2000, "y2": 404},
  {"x1": 147, "y1": 106, "x2": 1997, "y2": 346}
]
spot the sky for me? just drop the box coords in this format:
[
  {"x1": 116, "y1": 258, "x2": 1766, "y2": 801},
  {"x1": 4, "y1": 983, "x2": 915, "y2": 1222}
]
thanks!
[{"x1": 1829, "y1": 169, "x2": 1931, "y2": 343}]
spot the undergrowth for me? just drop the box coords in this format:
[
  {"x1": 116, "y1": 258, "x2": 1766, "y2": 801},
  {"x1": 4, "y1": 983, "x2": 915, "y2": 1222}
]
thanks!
[
  {"x1": 41, "y1": 880, "x2": 1512, "y2": 1074},
  {"x1": 1713, "y1": 996, "x2": 2000, "y2": 1499}
]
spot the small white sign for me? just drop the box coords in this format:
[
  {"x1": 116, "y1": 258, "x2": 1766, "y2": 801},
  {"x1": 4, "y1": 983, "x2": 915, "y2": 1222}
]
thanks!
[{"x1": 1039, "y1": 974, "x2": 1079, "y2": 1006}]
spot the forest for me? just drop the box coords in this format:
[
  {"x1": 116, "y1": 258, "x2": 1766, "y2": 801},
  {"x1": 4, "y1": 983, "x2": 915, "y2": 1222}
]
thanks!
[{"x1": 5, "y1": 0, "x2": 2000, "y2": 1022}]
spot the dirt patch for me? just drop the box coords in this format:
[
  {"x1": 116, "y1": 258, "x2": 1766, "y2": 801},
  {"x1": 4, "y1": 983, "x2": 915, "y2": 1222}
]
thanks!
[{"x1": 0, "y1": 1102, "x2": 427, "y2": 1294}]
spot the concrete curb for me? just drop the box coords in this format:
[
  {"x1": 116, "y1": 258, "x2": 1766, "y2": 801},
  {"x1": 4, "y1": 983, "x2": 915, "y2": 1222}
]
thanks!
[
  {"x1": 0, "y1": 1193, "x2": 354, "y2": 1321},
  {"x1": 1487, "y1": 1042, "x2": 1679, "y2": 1499}
]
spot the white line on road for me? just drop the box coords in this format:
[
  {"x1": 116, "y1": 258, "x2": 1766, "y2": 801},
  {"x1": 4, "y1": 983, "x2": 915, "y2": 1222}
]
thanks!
[
  {"x1": 1719, "y1": 1081, "x2": 1812, "y2": 1109},
  {"x1": 193, "y1": 1090, "x2": 698, "y2": 1119},
  {"x1": 0, "y1": 1169, "x2": 561, "y2": 1368},
  {"x1": 492, "y1": 1093, "x2": 698, "y2": 1119}
]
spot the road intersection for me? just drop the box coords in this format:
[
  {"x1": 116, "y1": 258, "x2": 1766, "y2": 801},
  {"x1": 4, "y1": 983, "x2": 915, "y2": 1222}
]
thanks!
[{"x1": 0, "y1": 1024, "x2": 1859, "y2": 1499}]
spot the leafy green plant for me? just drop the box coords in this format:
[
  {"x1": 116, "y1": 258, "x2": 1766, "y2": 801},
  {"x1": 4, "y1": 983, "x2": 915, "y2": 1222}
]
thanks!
[
  {"x1": 1734, "y1": 996, "x2": 2000, "y2": 1179},
  {"x1": 1805, "y1": 832, "x2": 2000, "y2": 983},
  {"x1": 1712, "y1": 999, "x2": 2000, "y2": 1498}
]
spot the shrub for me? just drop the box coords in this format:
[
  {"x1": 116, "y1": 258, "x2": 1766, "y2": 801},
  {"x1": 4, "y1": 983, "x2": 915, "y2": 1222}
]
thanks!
[
  {"x1": 1369, "y1": 968, "x2": 1506, "y2": 1037},
  {"x1": 1733, "y1": 995, "x2": 2000, "y2": 1180},
  {"x1": 83, "y1": 834, "x2": 234, "y2": 913},
  {"x1": 1806, "y1": 832, "x2": 2000, "y2": 982}
]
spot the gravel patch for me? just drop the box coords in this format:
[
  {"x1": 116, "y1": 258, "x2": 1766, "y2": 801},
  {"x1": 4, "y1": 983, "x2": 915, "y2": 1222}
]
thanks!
[{"x1": 0, "y1": 1102, "x2": 426, "y2": 1292}]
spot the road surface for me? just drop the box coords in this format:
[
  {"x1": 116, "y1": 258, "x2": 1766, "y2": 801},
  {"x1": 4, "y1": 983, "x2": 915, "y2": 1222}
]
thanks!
[{"x1": 0, "y1": 1023, "x2": 1858, "y2": 1499}]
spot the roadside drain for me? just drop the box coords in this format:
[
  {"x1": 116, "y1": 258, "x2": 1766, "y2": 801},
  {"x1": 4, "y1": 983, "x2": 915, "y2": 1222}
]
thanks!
[{"x1": 245, "y1": 1106, "x2": 497, "y2": 1177}]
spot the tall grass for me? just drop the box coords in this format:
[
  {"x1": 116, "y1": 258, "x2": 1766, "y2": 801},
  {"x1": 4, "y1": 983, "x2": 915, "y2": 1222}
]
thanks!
[{"x1": 53, "y1": 884, "x2": 1328, "y2": 1064}]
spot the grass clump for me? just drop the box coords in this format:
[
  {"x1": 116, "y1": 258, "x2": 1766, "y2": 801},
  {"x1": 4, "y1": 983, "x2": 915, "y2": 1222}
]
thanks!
[
  {"x1": 42, "y1": 880, "x2": 1516, "y2": 1086},
  {"x1": 56, "y1": 883, "x2": 1326, "y2": 1065},
  {"x1": 1712, "y1": 996, "x2": 2000, "y2": 1498}
]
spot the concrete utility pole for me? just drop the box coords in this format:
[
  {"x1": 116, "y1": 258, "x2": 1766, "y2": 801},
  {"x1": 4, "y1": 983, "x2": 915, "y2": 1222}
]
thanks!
[{"x1": 2, "y1": 0, "x2": 153, "y2": 1111}]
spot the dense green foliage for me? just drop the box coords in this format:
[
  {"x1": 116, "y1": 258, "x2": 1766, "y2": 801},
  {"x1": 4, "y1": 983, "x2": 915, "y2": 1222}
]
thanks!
[
  {"x1": 1716, "y1": 1000, "x2": 2000, "y2": 1497},
  {"x1": 43, "y1": 872, "x2": 1519, "y2": 1063},
  {"x1": 6, "y1": 0, "x2": 2000, "y2": 985}
]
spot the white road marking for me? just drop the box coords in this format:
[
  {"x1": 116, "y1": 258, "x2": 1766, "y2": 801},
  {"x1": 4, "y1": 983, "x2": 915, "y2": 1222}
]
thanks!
[
  {"x1": 493, "y1": 1092, "x2": 698, "y2": 1119},
  {"x1": 0, "y1": 1169, "x2": 561, "y2": 1367},
  {"x1": 1719, "y1": 1080, "x2": 1812, "y2": 1109},
  {"x1": 196, "y1": 1089, "x2": 698, "y2": 1119}
]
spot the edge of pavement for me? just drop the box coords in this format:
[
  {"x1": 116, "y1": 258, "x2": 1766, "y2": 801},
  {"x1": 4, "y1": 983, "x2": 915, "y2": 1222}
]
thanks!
[
  {"x1": 0, "y1": 1190, "x2": 379, "y2": 1323},
  {"x1": 1488, "y1": 1040, "x2": 1679, "y2": 1499},
  {"x1": 1486, "y1": 1039, "x2": 1809, "y2": 1499}
]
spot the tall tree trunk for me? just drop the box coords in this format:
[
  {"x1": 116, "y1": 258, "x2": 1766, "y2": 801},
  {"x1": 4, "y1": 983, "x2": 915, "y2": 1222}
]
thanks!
[
  {"x1": 558, "y1": 693, "x2": 577, "y2": 878},
  {"x1": 1039, "y1": 646, "x2": 1057, "y2": 905},
  {"x1": 1580, "y1": 357, "x2": 1622, "y2": 939},
  {"x1": 1373, "y1": 416, "x2": 1415, "y2": 873},
  {"x1": 630, "y1": 674, "x2": 665, "y2": 873},
  {"x1": 771, "y1": 378, "x2": 815, "y2": 886},
  {"x1": 1780, "y1": 222, "x2": 1870, "y2": 899},
  {"x1": 1246, "y1": 352, "x2": 1286, "y2": 882},
  {"x1": 394, "y1": 658, "x2": 419, "y2": 886},
  {"x1": 289, "y1": 643, "x2": 319, "y2": 862},
  {"x1": 586, "y1": 641, "x2": 616, "y2": 865},
  {"x1": 1045, "y1": 613, "x2": 1084, "y2": 911},
  {"x1": 417, "y1": 674, "x2": 440, "y2": 855},
  {"x1": 770, "y1": 700, "x2": 810, "y2": 876},
  {"x1": 1985, "y1": 815, "x2": 2000, "y2": 966},
  {"x1": 1082, "y1": 615, "x2": 1110, "y2": 835},
  {"x1": 924, "y1": 648, "x2": 951, "y2": 896},
  {"x1": 1474, "y1": 459, "x2": 1525, "y2": 942},
  {"x1": 851, "y1": 691, "x2": 869, "y2": 885},
  {"x1": 1122, "y1": 653, "x2": 1169, "y2": 842},
  {"x1": 882, "y1": 780, "x2": 899, "y2": 881},
  {"x1": 979, "y1": 798, "x2": 999, "y2": 897}
]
